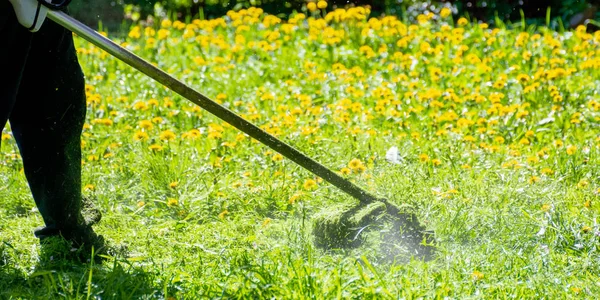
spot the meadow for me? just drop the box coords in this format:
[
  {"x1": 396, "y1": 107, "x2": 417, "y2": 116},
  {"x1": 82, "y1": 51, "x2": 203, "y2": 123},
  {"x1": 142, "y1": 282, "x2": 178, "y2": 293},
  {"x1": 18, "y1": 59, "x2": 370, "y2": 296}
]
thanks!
[{"x1": 1, "y1": 4, "x2": 600, "y2": 299}]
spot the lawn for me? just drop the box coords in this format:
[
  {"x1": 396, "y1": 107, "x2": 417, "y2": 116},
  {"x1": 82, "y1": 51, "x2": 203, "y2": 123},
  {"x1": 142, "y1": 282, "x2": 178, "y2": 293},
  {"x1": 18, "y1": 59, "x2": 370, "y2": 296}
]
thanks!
[{"x1": 1, "y1": 5, "x2": 599, "y2": 299}]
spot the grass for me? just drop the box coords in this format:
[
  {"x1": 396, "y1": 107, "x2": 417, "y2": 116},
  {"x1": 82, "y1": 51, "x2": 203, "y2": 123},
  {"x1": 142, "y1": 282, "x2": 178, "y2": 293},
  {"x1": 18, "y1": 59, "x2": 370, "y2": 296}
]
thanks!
[{"x1": 1, "y1": 5, "x2": 600, "y2": 299}]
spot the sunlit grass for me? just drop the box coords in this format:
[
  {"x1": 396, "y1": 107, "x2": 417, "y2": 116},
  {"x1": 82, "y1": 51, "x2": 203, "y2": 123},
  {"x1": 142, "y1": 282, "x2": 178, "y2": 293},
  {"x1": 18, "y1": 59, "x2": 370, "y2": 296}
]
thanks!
[{"x1": 1, "y1": 4, "x2": 599, "y2": 299}]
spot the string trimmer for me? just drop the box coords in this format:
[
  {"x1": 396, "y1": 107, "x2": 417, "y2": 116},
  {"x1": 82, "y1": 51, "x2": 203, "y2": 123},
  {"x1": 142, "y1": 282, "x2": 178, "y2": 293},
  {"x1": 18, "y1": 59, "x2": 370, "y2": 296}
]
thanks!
[{"x1": 46, "y1": 8, "x2": 434, "y2": 257}]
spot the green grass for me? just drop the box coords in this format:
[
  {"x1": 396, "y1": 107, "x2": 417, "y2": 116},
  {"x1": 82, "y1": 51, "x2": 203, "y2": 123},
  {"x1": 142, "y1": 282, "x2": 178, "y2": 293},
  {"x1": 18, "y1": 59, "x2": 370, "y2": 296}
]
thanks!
[{"x1": 1, "y1": 6, "x2": 600, "y2": 299}]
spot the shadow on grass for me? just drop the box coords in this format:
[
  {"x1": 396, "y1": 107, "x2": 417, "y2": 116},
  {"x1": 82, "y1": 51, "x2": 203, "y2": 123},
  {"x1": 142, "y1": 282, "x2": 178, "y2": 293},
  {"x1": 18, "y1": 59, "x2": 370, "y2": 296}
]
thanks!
[{"x1": 0, "y1": 246, "x2": 158, "y2": 299}]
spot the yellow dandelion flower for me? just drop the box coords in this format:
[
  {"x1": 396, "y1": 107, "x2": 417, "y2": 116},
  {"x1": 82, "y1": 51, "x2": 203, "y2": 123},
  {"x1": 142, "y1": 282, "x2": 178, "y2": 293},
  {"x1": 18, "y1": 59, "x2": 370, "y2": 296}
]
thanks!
[
  {"x1": 289, "y1": 192, "x2": 302, "y2": 204},
  {"x1": 84, "y1": 184, "x2": 95, "y2": 191},
  {"x1": 307, "y1": 2, "x2": 317, "y2": 12},
  {"x1": 167, "y1": 198, "x2": 178, "y2": 206},
  {"x1": 218, "y1": 210, "x2": 229, "y2": 219},
  {"x1": 432, "y1": 158, "x2": 442, "y2": 166},
  {"x1": 137, "y1": 201, "x2": 145, "y2": 208},
  {"x1": 2, "y1": 133, "x2": 11, "y2": 141},
  {"x1": 471, "y1": 270, "x2": 484, "y2": 280},
  {"x1": 419, "y1": 154, "x2": 430, "y2": 163},
  {"x1": 157, "y1": 29, "x2": 170, "y2": 40},
  {"x1": 317, "y1": 1, "x2": 327, "y2": 9},
  {"x1": 133, "y1": 131, "x2": 149, "y2": 142},
  {"x1": 541, "y1": 168, "x2": 554, "y2": 175},
  {"x1": 139, "y1": 120, "x2": 153, "y2": 130},
  {"x1": 303, "y1": 179, "x2": 317, "y2": 190},
  {"x1": 440, "y1": 7, "x2": 451, "y2": 18},
  {"x1": 148, "y1": 144, "x2": 163, "y2": 151},
  {"x1": 527, "y1": 156, "x2": 539, "y2": 164},
  {"x1": 348, "y1": 158, "x2": 365, "y2": 170},
  {"x1": 566, "y1": 145, "x2": 577, "y2": 155},
  {"x1": 581, "y1": 226, "x2": 592, "y2": 233},
  {"x1": 457, "y1": 17, "x2": 468, "y2": 26},
  {"x1": 577, "y1": 179, "x2": 589, "y2": 188},
  {"x1": 169, "y1": 181, "x2": 179, "y2": 189},
  {"x1": 541, "y1": 204, "x2": 551, "y2": 212},
  {"x1": 262, "y1": 218, "x2": 272, "y2": 227},
  {"x1": 132, "y1": 101, "x2": 148, "y2": 110},
  {"x1": 340, "y1": 167, "x2": 351, "y2": 175},
  {"x1": 159, "y1": 130, "x2": 177, "y2": 141},
  {"x1": 161, "y1": 19, "x2": 172, "y2": 28},
  {"x1": 528, "y1": 176, "x2": 540, "y2": 184},
  {"x1": 272, "y1": 153, "x2": 284, "y2": 162}
]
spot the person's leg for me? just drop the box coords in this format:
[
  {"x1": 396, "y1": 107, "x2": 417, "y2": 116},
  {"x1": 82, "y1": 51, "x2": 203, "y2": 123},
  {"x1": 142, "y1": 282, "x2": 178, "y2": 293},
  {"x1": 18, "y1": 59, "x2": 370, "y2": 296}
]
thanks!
[
  {"x1": 8, "y1": 14, "x2": 103, "y2": 251},
  {"x1": 0, "y1": 1, "x2": 32, "y2": 135}
]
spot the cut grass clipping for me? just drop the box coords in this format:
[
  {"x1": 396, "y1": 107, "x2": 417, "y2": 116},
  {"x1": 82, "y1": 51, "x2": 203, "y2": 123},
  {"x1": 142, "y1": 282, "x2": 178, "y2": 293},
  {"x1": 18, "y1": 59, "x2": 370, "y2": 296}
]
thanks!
[{"x1": 312, "y1": 201, "x2": 436, "y2": 261}]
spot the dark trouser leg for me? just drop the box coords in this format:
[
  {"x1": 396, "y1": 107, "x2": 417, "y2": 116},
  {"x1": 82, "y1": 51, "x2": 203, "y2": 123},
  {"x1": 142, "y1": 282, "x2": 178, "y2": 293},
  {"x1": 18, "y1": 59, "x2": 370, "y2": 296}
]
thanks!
[
  {"x1": 9, "y1": 16, "x2": 87, "y2": 238},
  {"x1": 0, "y1": 2, "x2": 32, "y2": 135}
]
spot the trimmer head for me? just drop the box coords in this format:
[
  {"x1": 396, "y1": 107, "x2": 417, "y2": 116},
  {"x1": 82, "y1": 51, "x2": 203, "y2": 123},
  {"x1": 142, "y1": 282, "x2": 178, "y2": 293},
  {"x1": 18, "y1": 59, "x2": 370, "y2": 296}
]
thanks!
[
  {"x1": 312, "y1": 202, "x2": 387, "y2": 249},
  {"x1": 312, "y1": 200, "x2": 436, "y2": 261}
]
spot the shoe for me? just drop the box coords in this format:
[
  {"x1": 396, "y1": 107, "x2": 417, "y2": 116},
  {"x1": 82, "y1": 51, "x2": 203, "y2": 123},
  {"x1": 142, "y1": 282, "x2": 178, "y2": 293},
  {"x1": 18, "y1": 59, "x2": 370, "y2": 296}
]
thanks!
[{"x1": 38, "y1": 225, "x2": 109, "y2": 264}]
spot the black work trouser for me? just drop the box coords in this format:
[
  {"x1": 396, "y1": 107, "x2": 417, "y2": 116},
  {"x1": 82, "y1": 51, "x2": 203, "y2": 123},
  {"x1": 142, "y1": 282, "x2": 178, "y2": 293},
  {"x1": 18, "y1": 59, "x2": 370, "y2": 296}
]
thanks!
[{"x1": 1, "y1": 2, "x2": 87, "y2": 238}]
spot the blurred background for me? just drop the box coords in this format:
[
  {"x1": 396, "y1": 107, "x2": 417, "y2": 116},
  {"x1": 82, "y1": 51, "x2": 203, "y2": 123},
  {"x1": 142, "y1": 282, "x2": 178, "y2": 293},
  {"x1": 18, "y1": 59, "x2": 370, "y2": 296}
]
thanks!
[{"x1": 69, "y1": 0, "x2": 599, "y2": 33}]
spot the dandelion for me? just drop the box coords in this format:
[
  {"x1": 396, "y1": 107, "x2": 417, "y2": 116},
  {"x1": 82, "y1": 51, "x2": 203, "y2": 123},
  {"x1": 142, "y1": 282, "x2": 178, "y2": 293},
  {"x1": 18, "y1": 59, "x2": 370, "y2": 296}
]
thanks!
[
  {"x1": 340, "y1": 167, "x2": 351, "y2": 175},
  {"x1": 159, "y1": 130, "x2": 177, "y2": 141},
  {"x1": 133, "y1": 131, "x2": 149, "y2": 141},
  {"x1": 1, "y1": 133, "x2": 11, "y2": 141},
  {"x1": 577, "y1": 179, "x2": 589, "y2": 188},
  {"x1": 303, "y1": 179, "x2": 317, "y2": 190},
  {"x1": 289, "y1": 192, "x2": 302, "y2": 204},
  {"x1": 317, "y1": 1, "x2": 327, "y2": 9},
  {"x1": 137, "y1": 201, "x2": 145, "y2": 208},
  {"x1": 440, "y1": 7, "x2": 451, "y2": 18},
  {"x1": 157, "y1": 29, "x2": 170, "y2": 40},
  {"x1": 139, "y1": 120, "x2": 153, "y2": 130},
  {"x1": 148, "y1": 144, "x2": 163, "y2": 151},
  {"x1": 84, "y1": 184, "x2": 95, "y2": 191},
  {"x1": 272, "y1": 153, "x2": 283, "y2": 162},
  {"x1": 307, "y1": 2, "x2": 317, "y2": 12},
  {"x1": 419, "y1": 153, "x2": 430, "y2": 163},
  {"x1": 343, "y1": 159, "x2": 362, "y2": 170},
  {"x1": 132, "y1": 101, "x2": 148, "y2": 110},
  {"x1": 541, "y1": 168, "x2": 554, "y2": 175},
  {"x1": 581, "y1": 226, "x2": 592, "y2": 233},
  {"x1": 566, "y1": 145, "x2": 577, "y2": 155},
  {"x1": 182, "y1": 129, "x2": 201, "y2": 140},
  {"x1": 432, "y1": 158, "x2": 442, "y2": 166},
  {"x1": 541, "y1": 204, "x2": 551, "y2": 212},
  {"x1": 471, "y1": 270, "x2": 484, "y2": 281},
  {"x1": 528, "y1": 176, "x2": 540, "y2": 184},
  {"x1": 218, "y1": 210, "x2": 229, "y2": 219},
  {"x1": 167, "y1": 198, "x2": 178, "y2": 206},
  {"x1": 262, "y1": 218, "x2": 272, "y2": 227}
]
